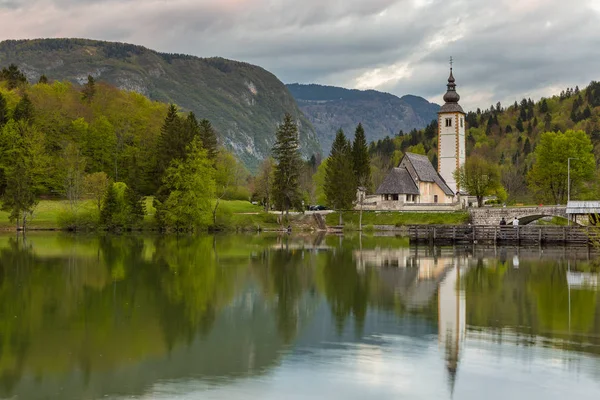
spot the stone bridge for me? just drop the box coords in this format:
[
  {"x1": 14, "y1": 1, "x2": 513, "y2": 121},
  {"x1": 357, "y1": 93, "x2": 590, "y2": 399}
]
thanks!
[{"x1": 470, "y1": 206, "x2": 568, "y2": 225}]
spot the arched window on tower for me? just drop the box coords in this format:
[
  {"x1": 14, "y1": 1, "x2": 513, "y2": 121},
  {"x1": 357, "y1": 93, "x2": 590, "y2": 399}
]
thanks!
[{"x1": 445, "y1": 118, "x2": 452, "y2": 127}]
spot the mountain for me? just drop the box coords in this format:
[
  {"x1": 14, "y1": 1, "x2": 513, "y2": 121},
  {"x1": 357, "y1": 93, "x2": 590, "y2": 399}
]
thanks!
[
  {"x1": 0, "y1": 38, "x2": 321, "y2": 170},
  {"x1": 286, "y1": 83, "x2": 439, "y2": 154}
]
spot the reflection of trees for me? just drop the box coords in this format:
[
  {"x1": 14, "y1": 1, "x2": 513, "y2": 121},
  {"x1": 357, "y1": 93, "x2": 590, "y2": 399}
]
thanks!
[
  {"x1": 250, "y1": 236, "x2": 315, "y2": 344},
  {"x1": 320, "y1": 240, "x2": 373, "y2": 335},
  {"x1": 464, "y1": 260, "x2": 600, "y2": 352},
  {"x1": 0, "y1": 234, "x2": 245, "y2": 398}
]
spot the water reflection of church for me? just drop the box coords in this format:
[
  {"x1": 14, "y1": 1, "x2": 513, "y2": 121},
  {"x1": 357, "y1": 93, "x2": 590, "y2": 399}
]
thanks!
[{"x1": 354, "y1": 247, "x2": 467, "y2": 392}]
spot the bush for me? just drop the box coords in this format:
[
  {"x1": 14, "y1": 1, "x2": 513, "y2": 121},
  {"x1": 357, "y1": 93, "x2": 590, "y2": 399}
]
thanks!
[{"x1": 57, "y1": 209, "x2": 99, "y2": 231}]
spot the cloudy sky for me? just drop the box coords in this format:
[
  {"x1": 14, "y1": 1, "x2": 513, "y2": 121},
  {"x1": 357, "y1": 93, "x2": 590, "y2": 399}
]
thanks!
[{"x1": 1, "y1": 0, "x2": 600, "y2": 110}]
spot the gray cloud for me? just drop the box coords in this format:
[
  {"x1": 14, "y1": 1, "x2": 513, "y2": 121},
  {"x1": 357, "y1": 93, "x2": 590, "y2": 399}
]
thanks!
[{"x1": 1, "y1": 0, "x2": 600, "y2": 110}]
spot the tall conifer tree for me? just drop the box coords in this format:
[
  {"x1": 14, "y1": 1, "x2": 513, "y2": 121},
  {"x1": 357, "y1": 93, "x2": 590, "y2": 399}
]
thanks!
[
  {"x1": 325, "y1": 129, "x2": 356, "y2": 225},
  {"x1": 0, "y1": 93, "x2": 7, "y2": 128},
  {"x1": 198, "y1": 118, "x2": 218, "y2": 162},
  {"x1": 352, "y1": 123, "x2": 371, "y2": 192},
  {"x1": 272, "y1": 114, "x2": 302, "y2": 216}
]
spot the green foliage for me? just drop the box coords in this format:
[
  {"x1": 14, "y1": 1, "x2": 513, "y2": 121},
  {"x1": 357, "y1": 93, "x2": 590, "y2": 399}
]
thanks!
[
  {"x1": 272, "y1": 114, "x2": 302, "y2": 213},
  {"x1": 0, "y1": 120, "x2": 48, "y2": 229},
  {"x1": 0, "y1": 92, "x2": 7, "y2": 127},
  {"x1": 81, "y1": 75, "x2": 96, "y2": 103},
  {"x1": 0, "y1": 64, "x2": 27, "y2": 89},
  {"x1": 352, "y1": 123, "x2": 372, "y2": 192},
  {"x1": 254, "y1": 157, "x2": 275, "y2": 211},
  {"x1": 13, "y1": 93, "x2": 34, "y2": 123},
  {"x1": 528, "y1": 130, "x2": 596, "y2": 204},
  {"x1": 454, "y1": 155, "x2": 503, "y2": 207},
  {"x1": 199, "y1": 118, "x2": 218, "y2": 162},
  {"x1": 325, "y1": 129, "x2": 356, "y2": 220},
  {"x1": 156, "y1": 138, "x2": 216, "y2": 231}
]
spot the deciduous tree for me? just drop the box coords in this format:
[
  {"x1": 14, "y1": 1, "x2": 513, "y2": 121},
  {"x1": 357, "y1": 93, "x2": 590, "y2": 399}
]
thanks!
[
  {"x1": 454, "y1": 155, "x2": 503, "y2": 207},
  {"x1": 527, "y1": 130, "x2": 595, "y2": 204}
]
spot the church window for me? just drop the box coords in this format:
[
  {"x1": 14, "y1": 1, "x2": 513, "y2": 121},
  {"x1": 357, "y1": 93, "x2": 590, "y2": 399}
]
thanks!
[
  {"x1": 445, "y1": 118, "x2": 452, "y2": 127},
  {"x1": 460, "y1": 118, "x2": 464, "y2": 128},
  {"x1": 392, "y1": 194, "x2": 399, "y2": 201},
  {"x1": 434, "y1": 195, "x2": 439, "y2": 203}
]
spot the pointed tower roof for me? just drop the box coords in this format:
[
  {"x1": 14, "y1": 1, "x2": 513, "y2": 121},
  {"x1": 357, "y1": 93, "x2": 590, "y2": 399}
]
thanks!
[{"x1": 439, "y1": 64, "x2": 465, "y2": 114}]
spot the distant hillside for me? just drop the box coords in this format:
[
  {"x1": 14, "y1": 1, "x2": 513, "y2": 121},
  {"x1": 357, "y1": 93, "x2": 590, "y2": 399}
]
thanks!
[
  {"x1": 0, "y1": 39, "x2": 321, "y2": 170},
  {"x1": 286, "y1": 83, "x2": 439, "y2": 153}
]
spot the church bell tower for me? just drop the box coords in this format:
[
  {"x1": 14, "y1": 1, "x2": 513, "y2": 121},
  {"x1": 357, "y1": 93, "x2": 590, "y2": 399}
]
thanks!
[{"x1": 438, "y1": 60, "x2": 466, "y2": 195}]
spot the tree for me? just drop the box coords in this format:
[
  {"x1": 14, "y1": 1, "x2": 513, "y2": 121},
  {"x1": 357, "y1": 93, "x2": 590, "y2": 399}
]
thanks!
[
  {"x1": 0, "y1": 93, "x2": 7, "y2": 128},
  {"x1": 155, "y1": 137, "x2": 215, "y2": 231},
  {"x1": 38, "y1": 75, "x2": 49, "y2": 84},
  {"x1": 81, "y1": 75, "x2": 96, "y2": 103},
  {"x1": 454, "y1": 155, "x2": 503, "y2": 207},
  {"x1": 198, "y1": 118, "x2": 218, "y2": 162},
  {"x1": 61, "y1": 143, "x2": 87, "y2": 212},
  {"x1": 254, "y1": 157, "x2": 275, "y2": 212},
  {"x1": 212, "y1": 149, "x2": 246, "y2": 226},
  {"x1": 325, "y1": 129, "x2": 356, "y2": 224},
  {"x1": 0, "y1": 64, "x2": 27, "y2": 89},
  {"x1": 539, "y1": 98, "x2": 549, "y2": 113},
  {"x1": 13, "y1": 94, "x2": 34, "y2": 123},
  {"x1": 0, "y1": 120, "x2": 47, "y2": 231},
  {"x1": 272, "y1": 114, "x2": 302, "y2": 217},
  {"x1": 527, "y1": 130, "x2": 595, "y2": 204},
  {"x1": 352, "y1": 123, "x2": 372, "y2": 192},
  {"x1": 100, "y1": 183, "x2": 119, "y2": 227},
  {"x1": 84, "y1": 172, "x2": 110, "y2": 212}
]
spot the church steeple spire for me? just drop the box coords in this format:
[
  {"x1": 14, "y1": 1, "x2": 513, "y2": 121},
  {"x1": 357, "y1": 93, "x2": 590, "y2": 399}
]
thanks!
[{"x1": 443, "y1": 59, "x2": 460, "y2": 104}]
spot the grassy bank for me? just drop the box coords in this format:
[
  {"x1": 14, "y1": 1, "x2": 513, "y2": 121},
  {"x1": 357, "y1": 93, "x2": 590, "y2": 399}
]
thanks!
[
  {"x1": 0, "y1": 199, "x2": 285, "y2": 231},
  {"x1": 325, "y1": 211, "x2": 471, "y2": 229}
]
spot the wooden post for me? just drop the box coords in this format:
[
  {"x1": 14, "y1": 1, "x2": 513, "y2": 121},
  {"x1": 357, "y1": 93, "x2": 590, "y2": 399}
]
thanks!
[
  {"x1": 494, "y1": 226, "x2": 497, "y2": 243},
  {"x1": 538, "y1": 228, "x2": 542, "y2": 244},
  {"x1": 453, "y1": 226, "x2": 456, "y2": 242},
  {"x1": 563, "y1": 227, "x2": 567, "y2": 244},
  {"x1": 517, "y1": 226, "x2": 520, "y2": 245}
]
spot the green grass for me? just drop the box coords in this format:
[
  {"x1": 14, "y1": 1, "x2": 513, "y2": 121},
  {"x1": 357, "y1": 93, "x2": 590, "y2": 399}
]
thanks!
[
  {"x1": 325, "y1": 211, "x2": 470, "y2": 227},
  {"x1": 0, "y1": 200, "x2": 98, "y2": 230},
  {"x1": 0, "y1": 199, "x2": 265, "y2": 231}
]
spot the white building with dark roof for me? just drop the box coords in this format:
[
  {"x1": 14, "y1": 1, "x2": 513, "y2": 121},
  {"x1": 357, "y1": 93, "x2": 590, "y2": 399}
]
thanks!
[{"x1": 363, "y1": 68, "x2": 465, "y2": 210}]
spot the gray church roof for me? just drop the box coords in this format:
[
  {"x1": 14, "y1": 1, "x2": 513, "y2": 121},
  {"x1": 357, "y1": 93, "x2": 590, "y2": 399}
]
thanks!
[
  {"x1": 376, "y1": 168, "x2": 419, "y2": 195},
  {"x1": 404, "y1": 153, "x2": 455, "y2": 196}
]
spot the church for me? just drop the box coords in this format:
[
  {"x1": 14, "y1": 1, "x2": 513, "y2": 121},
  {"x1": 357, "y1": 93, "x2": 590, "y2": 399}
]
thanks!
[{"x1": 368, "y1": 66, "x2": 466, "y2": 210}]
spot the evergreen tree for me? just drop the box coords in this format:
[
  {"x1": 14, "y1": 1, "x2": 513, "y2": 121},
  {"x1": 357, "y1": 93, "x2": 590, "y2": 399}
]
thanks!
[
  {"x1": 198, "y1": 118, "x2": 218, "y2": 162},
  {"x1": 81, "y1": 75, "x2": 96, "y2": 103},
  {"x1": 325, "y1": 129, "x2": 356, "y2": 225},
  {"x1": 0, "y1": 64, "x2": 27, "y2": 89},
  {"x1": 38, "y1": 75, "x2": 49, "y2": 84},
  {"x1": 125, "y1": 186, "x2": 145, "y2": 228},
  {"x1": 352, "y1": 123, "x2": 371, "y2": 192},
  {"x1": 523, "y1": 138, "x2": 532, "y2": 155},
  {"x1": 100, "y1": 183, "x2": 119, "y2": 227},
  {"x1": 539, "y1": 99, "x2": 549, "y2": 113},
  {"x1": 516, "y1": 117, "x2": 524, "y2": 132},
  {"x1": 13, "y1": 94, "x2": 34, "y2": 124},
  {"x1": 272, "y1": 114, "x2": 302, "y2": 216},
  {"x1": 0, "y1": 93, "x2": 7, "y2": 128},
  {"x1": 154, "y1": 104, "x2": 189, "y2": 187}
]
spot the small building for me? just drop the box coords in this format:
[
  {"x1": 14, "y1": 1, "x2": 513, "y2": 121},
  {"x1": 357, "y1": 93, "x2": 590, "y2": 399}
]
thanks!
[
  {"x1": 374, "y1": 152, "x2": 455, "y2": 208},
  {"x1": 566, "y1": 200, "x2": 600, "y2": 225}
]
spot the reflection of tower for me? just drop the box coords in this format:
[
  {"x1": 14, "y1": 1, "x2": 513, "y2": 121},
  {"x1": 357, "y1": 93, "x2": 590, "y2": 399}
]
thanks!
[{"x1": 438, "y1": 261, "x2": 466, "y2": 396}]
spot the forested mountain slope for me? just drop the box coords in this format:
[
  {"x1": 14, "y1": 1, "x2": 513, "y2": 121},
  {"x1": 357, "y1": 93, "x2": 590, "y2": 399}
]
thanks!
[
  {"x1": 287, "y1": 83, "x2": 439, "y2": 154},
  {"x1": 0, "y1": 38, "x2": 320, "y2": 170}
]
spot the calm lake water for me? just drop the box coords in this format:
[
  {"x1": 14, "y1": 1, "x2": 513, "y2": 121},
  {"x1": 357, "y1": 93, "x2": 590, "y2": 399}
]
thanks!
[{"x1": 0, "y1": 233, "x2": 599, "y2": 399}]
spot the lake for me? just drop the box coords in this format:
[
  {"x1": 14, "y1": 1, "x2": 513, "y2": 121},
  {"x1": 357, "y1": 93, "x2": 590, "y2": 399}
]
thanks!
[{"x1": 0, "y1": 233, "x2": 599, "y2": 399}]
